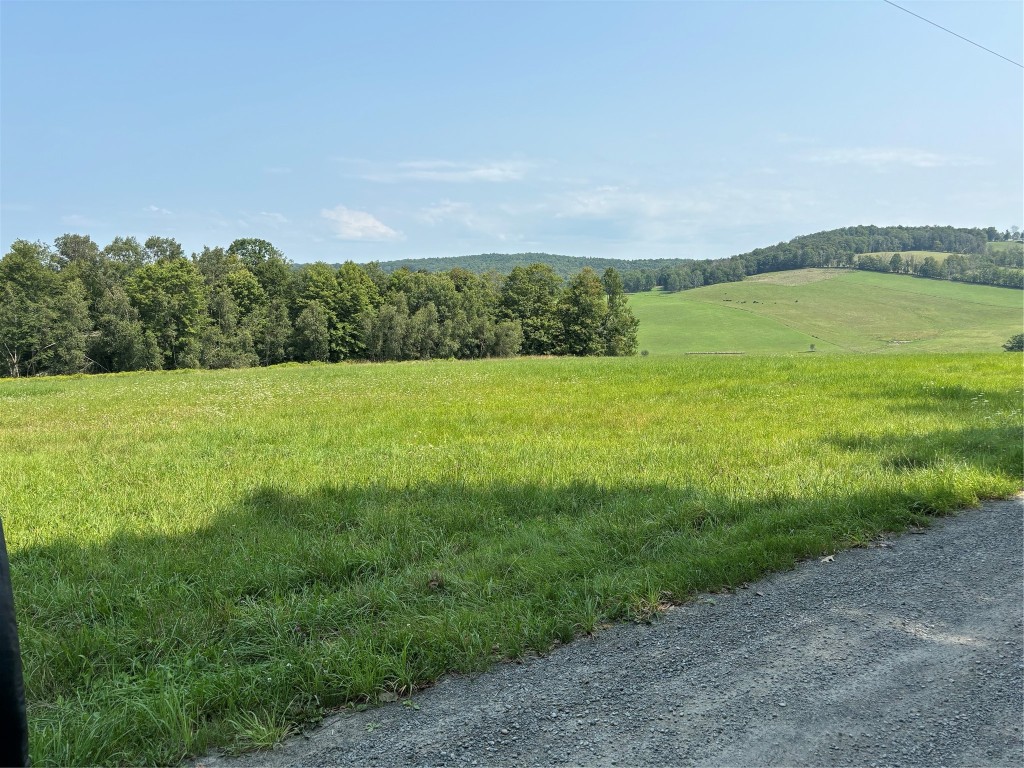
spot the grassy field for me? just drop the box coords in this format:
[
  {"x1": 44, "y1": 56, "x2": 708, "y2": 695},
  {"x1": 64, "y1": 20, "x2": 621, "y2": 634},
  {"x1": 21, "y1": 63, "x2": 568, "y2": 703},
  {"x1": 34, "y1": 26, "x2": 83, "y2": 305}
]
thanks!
[
  {"x1": 630, "y1": 269, "x2": 1023, "y2": 356},
  {"x1": 857, "y1": 242, "x2": 1024, "y2": 262},
  {"x1": 987, "y1": 240, "x2": 1024, "y2": 256},
  {"x1": 3, "y1": 355, "x2": 1022, "y2": 765}
]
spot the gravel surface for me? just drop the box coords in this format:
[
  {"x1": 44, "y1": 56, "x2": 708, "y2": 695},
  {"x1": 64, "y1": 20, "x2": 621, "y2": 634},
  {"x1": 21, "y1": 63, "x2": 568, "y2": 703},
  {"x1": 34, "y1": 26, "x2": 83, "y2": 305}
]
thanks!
[{"x1": 200, "y1": 497, "x2": 1024, "y2": 767}]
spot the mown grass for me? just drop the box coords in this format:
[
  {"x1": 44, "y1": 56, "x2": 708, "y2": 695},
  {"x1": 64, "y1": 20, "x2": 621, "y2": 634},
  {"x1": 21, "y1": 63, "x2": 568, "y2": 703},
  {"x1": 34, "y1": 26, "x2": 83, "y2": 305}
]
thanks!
[
  {"x1": 630, "y1": 269, "x2": 1023, "y2": 355},
  {"x1": 3, "y1": 355, "x2": 1022, "y2": 765}
]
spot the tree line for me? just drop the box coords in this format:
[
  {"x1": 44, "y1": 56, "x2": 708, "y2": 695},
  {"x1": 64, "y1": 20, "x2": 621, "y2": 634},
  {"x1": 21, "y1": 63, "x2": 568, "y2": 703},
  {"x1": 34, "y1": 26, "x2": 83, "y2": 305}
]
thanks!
[
  {"x1": 367, "y1": 225, "x2": 1024, "y2": 293},
  {"x1": 619, "y1": 225, "x2": 1024, "y2": 293},
  {"x1": 0, "y1": 236, "x2": 638, "y2": 378}
]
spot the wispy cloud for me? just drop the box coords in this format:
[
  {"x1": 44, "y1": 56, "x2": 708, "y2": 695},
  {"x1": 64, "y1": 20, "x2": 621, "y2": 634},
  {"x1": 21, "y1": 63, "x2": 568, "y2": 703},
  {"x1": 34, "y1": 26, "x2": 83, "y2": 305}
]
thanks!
[
  {"x1": 416, "y1": 200, "x2": 513, "y2": 241},
  {"x1": 397, "y1": 160, "x2": 527, "y2": 183},
  {"x1": 537, "y1": 182, "x2": 814, "y2": 246},
  {"x1": 804, "y1": 147, "x2": 984, "y2": 170},
  {"x1": 61, "y1": 213, "x2": 100, "y2": 228},
  {"x1": 417, "y1": 200, "x2": 475, "y2": 225},
  {"x1": 144, "y1": 204, "x2": 174, "y2": 215},
  {"x1": 343, "y1": 158, "x2": 530, "y2": 183},
  {"x1": 258, "y1": 211, "x2": 290, "y2": 225},
  {"x1": 553, "y1": 185, "x2": 716, "y2": 221},
  {"x1": 321, "y1": 205, "x2": 401, "y2": 241}
]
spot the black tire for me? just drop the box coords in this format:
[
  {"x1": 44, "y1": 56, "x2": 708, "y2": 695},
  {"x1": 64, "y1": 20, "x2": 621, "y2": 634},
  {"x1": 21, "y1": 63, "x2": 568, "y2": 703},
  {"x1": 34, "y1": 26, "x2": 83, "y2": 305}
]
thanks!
[{"x1": 0, "y1": 518, "x2": 28, "y2": 766}]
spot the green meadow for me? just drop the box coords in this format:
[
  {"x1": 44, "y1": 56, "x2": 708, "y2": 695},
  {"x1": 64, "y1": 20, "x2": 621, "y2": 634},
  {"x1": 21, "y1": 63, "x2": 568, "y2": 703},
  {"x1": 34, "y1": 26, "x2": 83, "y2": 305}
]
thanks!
[
  {"x1": 857, "y1": 250, "x2": 954, "y2": 265},
  {"x1": 985, "y1": 240, "x2": 1024, "y2": 256},
  {"x1": 631, "y1": 269, "x2": 1023, "y2": 356},
  {"x1": 4, "y1": 354, "x2": 1022, "y2": 765}
]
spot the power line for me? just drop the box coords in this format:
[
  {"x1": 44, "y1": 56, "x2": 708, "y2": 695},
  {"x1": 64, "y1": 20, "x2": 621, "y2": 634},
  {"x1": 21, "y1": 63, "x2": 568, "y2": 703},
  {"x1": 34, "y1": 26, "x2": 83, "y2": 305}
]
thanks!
[{"x1": 883, "y1": 0, "x2": 1023, "y2": 69}]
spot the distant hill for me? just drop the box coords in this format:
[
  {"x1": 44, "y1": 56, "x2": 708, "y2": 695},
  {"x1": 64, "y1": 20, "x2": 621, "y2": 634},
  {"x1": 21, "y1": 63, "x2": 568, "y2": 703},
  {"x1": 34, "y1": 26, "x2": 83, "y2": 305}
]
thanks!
[
  {"x1": 630, "y1": 268, "x2": 1023, "y2": 356},
  {"x1": 372, "y1": 252, "x2": 686, "y2": 280},
  {"x1": 368, "y1": 225, "x2": 1022, "y2": 290}
]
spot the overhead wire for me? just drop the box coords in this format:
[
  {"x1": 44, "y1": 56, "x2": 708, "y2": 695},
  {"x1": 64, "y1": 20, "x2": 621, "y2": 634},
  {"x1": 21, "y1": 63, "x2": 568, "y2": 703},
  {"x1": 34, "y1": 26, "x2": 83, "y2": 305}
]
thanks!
[{"x1": 882, "y1": 0, "x2": 1023, "y2": 69}]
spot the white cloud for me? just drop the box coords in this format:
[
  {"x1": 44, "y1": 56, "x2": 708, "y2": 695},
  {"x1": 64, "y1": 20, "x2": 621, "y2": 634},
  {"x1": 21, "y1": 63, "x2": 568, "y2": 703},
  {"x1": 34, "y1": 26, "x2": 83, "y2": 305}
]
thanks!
[
  {"x1": 144, "y1": 205, "x2": 173, "y2": 215},
  {"x1": 320, "y1": 205, "x2": 401, "y2": 241},
  {"x1": 804, "y1": 147, "x2": 984, "y2": 170}
]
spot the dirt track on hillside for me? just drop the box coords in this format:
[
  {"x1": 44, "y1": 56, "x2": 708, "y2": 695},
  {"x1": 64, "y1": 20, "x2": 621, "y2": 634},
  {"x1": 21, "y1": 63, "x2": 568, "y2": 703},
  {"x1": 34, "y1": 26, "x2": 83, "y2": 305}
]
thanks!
[{"x1": 200, "y1": 496, "x2": 1024, "y2": 767}]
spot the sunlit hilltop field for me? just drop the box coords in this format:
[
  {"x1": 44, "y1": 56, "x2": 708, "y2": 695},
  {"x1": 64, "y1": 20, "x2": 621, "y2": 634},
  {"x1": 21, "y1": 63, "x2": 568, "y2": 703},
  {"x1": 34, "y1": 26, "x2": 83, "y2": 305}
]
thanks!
[{"x1": 629, "y1": 269, "x2": 1023, "y2": 356}]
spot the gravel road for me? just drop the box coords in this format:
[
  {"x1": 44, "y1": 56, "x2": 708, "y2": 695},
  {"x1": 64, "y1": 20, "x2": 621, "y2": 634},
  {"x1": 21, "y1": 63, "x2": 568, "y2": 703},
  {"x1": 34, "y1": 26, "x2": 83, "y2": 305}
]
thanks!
[{"x1": 201, "y1": 496, "x2": 1024, "y2": 767}]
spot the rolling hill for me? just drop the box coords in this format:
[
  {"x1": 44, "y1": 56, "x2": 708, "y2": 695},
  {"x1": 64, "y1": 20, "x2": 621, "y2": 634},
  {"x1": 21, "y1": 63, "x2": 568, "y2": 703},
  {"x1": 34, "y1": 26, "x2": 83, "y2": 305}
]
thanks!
[
  {"x1": 367, "y1": 227, "x2": 1021, "y2": 290},
  {"x1": 628, "y1": 268, "x2": 1023, "y2": 355},
  {"x1": 371, "y1": 252, "x2": 682, "y2": 279},
  {"x1": 369, "y1": 227, "x2": 1020, "y2": 278}
]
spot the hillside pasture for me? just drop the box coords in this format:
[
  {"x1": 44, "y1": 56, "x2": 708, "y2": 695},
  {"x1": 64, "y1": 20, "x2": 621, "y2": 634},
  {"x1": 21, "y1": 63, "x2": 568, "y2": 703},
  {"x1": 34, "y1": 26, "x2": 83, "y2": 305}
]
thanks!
[
  {"x1": 857, "y1": 250, "x2": 953, "y2": 265},
  {"x1": 3, "y1": 355, "x2": 1022, "y2": 765},
  {"x1": 987, "y1": 240, "x2": 1024, "y2": 256},
  {"x1": 631, "y1": 269, "x2": 1022, "y2": 356}
]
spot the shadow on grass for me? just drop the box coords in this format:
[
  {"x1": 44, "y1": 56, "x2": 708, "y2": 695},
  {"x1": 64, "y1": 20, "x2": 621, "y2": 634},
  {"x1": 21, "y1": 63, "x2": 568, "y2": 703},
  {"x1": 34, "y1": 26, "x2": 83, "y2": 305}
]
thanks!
[
  {"x1": 825, "y1": 424, "x2": 1023, "y2": 476},
  {"x1": 13, "y1": 471, "x2": 1020, "y2": 766}
]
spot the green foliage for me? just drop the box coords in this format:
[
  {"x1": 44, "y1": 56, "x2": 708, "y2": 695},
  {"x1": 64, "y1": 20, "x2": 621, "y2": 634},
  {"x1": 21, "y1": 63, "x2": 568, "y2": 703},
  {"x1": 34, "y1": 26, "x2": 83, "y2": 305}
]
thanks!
[
  {"x1": 88, "y1": 287, "x2": 161, "y2": 373},
  {"x1": 2, "y1": 230, "x2": 644, "y2": 378},
  {"x1": 143, "y1": 236, "x2": 184, "y2": 263},
  {"x1": 259, "y1": 299, "x2": 293, "y2": 366},
  {"x1": 335, "y1": 261, "x2": 380, "y2": 358},
  {"x1": 4, "y1": 355, "x2": 1021, "y2": 765},
  {"x1": 126, "y1": 257, "x2": 208, "y2": 369},
  {"x1": 0, "y1": 240, "x2": 95, "y2": 376},
  {"x1": 1003, "y1": 334, "x2": 1024, "y2": 352},
  {"x1": 0, "y1": 241, "x2": 58, "y2": 377},
  {"x1": 500, "y1": 264, "x2": 562, "y2": 355},
  {"x1": 201, "y1": 287, "x2": 258, "y2": 369},
  {"x1": 193, "y1": 246, "x2": 241, "y2": 287},
  {"x1": 228, "y1": 238, "x2": 291, "y2": 300},
  {"x1": 14, "y1": 222, "x2": 1024, "y2": 379},
  {"x1": 224, "y1": 269, "x2": 267, "y2": 319},
  {"x1": 42, "y1": 280, "x2": 91, "y2": 375},
  {"x1": 293, "y1": 301, "x2": 332, "y2": 362},
  {"x1": 54, "y1": 233, "x2": 101, "y2": 268},
  {"x1": 102, "y1": 236, "x2": 148, "y2": 273},
  {"x1": 601, "y1": 267, "x2": 639, "y2": 356},
  {"x1": 362, "y1": 297, "x2": 411, "y2": 362},
  {"x1": 556, "y1": 268, "x2": 608, "y2": 355}
]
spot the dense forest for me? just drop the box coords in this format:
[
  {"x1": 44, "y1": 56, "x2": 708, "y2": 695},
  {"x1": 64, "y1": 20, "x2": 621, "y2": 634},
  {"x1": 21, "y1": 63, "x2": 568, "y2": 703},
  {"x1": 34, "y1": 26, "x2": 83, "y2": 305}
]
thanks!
[
  {"x1": 0, "y1": 236, "x2": 638, "y2": 378},
  {"x1": 378, "y1": 226, "x2": 1024, "y2": 291},
  {"x1": 4, "y1": 224, "x2": 1020, "y2": 378},
  {"x1": 377, "y1": 252, "x2": 694, "y2": 280}
]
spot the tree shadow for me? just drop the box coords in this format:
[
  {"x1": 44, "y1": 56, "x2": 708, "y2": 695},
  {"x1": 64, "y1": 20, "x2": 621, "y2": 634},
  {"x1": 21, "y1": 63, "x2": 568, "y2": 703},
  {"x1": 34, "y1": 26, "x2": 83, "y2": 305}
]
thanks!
[
  {"x1": 11, "y1": 476, "x2": 1019, "y2": 765},
  {"x1": 824, "y1": 425, "x2": 1022, "y2": 475}
]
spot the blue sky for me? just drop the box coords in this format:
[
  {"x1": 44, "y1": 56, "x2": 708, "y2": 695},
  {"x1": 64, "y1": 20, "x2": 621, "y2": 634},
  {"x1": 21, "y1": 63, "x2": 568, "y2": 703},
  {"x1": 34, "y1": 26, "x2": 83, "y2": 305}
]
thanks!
[{"x1": 2, "y1": 1, "x2": 1021, "y2": 264}]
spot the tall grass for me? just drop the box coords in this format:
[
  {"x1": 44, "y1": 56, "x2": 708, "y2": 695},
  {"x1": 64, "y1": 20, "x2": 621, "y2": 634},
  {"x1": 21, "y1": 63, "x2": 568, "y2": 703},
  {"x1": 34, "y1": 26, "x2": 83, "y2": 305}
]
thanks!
[{"x1": 2, "y1": 354, "x2": 1021, "y2": 765}]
